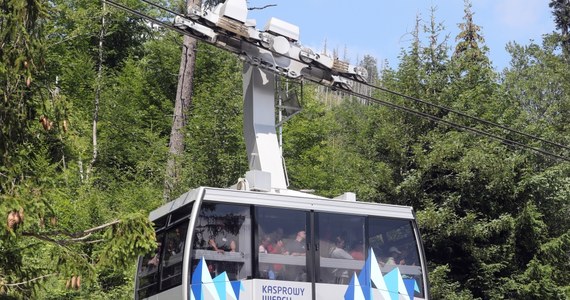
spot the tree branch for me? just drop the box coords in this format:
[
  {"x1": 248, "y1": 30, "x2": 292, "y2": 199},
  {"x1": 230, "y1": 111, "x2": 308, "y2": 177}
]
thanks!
[
  {"x1": 69, "y1": 232, "x2": 92, "y2": 242},
  {"x1": 88, "y1": 1, "x2": 107, "y2": 177},
  {"x1": 248, "y1": 4, "x2": 277, "y2": 10},
  {"x1": 85, "y1": 239, "x2": 105, "y2": 244},
  {"x1": 84, "y1": 219, "x2": 120, "y2": 234},
  {"x1": 22, "y1": 219, "x2": 120, "y2": 244},
  {"x1": 21, "y1": 232, "x2": 66, "y2": 245},
  {"x1": 3, "y1": 273, "x2": 56, "y2": 287}
]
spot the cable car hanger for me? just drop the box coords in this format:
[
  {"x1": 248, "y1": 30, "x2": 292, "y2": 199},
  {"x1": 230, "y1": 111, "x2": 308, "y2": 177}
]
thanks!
[{"x1": 107, "y1": 0, "x2": 368, "y2": 90}]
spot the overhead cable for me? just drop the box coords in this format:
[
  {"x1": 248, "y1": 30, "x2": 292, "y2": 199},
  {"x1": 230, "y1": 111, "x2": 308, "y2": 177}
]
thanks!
[
  {"x1": 339, "y1": 88, "x2": 570, "y2": 162},
  {"x1": 361, "y1": 81, "x2": 570, "y2": 153},
  {"x1": 104, "y1": 0, "x2": 189, "y2": 36}
]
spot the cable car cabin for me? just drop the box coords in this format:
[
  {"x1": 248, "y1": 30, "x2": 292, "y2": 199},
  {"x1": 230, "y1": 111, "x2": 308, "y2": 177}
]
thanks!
[{"x1": 135, "y1": 187, "x2": 429, "y2": 300}]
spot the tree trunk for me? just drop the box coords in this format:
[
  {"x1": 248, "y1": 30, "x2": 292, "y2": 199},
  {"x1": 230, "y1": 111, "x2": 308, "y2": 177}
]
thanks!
[
  {"x1": 88, "y1": 2, "x2": 106, "y2": 180},
  {"x1": 163, "y1": 32, "x2": 198, "y2": 202}
]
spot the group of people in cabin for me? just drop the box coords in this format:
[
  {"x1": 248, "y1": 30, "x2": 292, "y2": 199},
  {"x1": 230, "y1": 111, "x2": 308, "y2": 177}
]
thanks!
[
  {"x1": 321, "y1": 233, "x2": 410, "y2": 264},
  {"x1": 320, "y1": 234, "x2": 414, "y2": 284},
  {"x1": 187, "y1": 224, "x2": 415, "y2": 283},
  {"x1": 324, "y1": 235, "x2": 364, "y2": 260},
  {"x1": 193, "y1": 230, "x2": 238, "y2": 253},
  {"x1": 141, "y1": 224, "x2": 187, "y2": 287},
  {"x1": 258, "y1": 229, "x2": 307, "y2": 280},
  {"x1": 191, "y1": 230, "x2": 242, "y2": 280},
  {"x1": 257, "y1": 229, "x2": 414, "y2": 283}
]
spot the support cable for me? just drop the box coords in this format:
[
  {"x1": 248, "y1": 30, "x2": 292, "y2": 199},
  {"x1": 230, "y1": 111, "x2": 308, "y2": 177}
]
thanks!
[
  {"x1": 138, "y1": 0, "x2": 183, "y2": 17},
  {"x1": 360, "y1": 81, "x2": 570, "y2": 153},
  {"x1": 339, "y1": 88, "x2": 570, "y2": 162},
  {"x1": 104, "y1": 0, "x2": 190, "y2": 36}
]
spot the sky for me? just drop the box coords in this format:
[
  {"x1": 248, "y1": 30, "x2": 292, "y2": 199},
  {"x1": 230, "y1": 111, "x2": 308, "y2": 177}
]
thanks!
[{"x1": 245, "y1": 0, "x2": 556, "y2": 71}]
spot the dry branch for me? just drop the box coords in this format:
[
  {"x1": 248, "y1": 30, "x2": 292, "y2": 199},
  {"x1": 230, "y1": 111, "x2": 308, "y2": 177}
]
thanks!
[
  {"x1": 22, "y1": 219, "x2": 120, "y2": 245},
  {"x1": 248, "y1": 4, "x2": 277, "y2": 10},
  {"x1": 3, "y1": 274, "x2": 56, "y2": 287}
]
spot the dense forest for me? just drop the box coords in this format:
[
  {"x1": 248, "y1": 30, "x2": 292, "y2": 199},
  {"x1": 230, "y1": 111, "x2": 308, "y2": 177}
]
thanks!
[{"x1": 1, "y1": 0, "x2": 569, "y2": 299}]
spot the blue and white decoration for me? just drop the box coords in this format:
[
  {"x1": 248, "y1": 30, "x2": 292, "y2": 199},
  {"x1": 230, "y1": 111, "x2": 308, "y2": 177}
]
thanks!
[
  {"x1": 344, "y1": 249, "x2": 420, "y2": 300},
  {"x1": 189, "y1": 250, "x2": 419, "y2": 300},
  {"x1": 190, "y1": 258, "x2": 244, "y2": 300}
]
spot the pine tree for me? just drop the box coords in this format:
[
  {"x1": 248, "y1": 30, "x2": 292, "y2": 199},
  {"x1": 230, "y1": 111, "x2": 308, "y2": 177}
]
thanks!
[
  {"x1": 448, "y1": 0, "x2": 499, "y2": 121},
  {"x1": 549, "y1": 0, "x2": 570, "y2": 58}
]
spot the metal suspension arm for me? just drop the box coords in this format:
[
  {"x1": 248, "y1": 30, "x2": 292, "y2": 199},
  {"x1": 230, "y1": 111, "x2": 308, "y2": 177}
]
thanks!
[{"x1": 172, "y1": 0, "x2": 368, "y2": 90}]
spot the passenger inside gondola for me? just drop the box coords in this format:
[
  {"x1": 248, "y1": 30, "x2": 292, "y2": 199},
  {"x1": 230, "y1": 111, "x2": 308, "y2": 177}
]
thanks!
[
  {"x1": 329, "y1": 235, "x2": 353, "y2": 259},
  {"x1": 166, "y1": 239, "x2": 178, "y2": 256},
  {"x1": 259, "y1": 235, "x2": 274, "y2": 253},
  {"x1": 258, "y1": 234, "x2": 276, "y2": 279},
  {"x1": 350, "y1": 241, "x2": 365, "y2": 260},
  {"x1": 270, "y1": 227, "x2": 284, "y2": 244},
  {"x1": 285, "y1": 230, "x2": 306, "y2": 256},
  {"x1": 258, "y1": 232, "x2": 288, "y2": 280},
  {"x1": 271, "y1": 238, "x2": 286, "y2": 278},
  {"x1": 174, "y1": 227, "x2": 186, "y2": 253},
  {"x1": 229, "y1": 240, "x2": 237, "y2": 252},
  {"x1": 162, "y1": 225, "x2": 187, "y2": 290},
  {"x1": 385, "y1": 246, "x2": 402, "y2": 265},
  {"x1": 282, "y1": 230, "x2": 307, "y2": 281},
  {"x1": 147, "y1": 242, "x2": 161, "y2": 269},
  {"x1": 328, "y1": 235, "x2": 353, "y2": 284},
  {"x1": 193, "y1": 231, "x2": 207, "y2": 249},
  {"x1": 208, "y1": 238, "x2": 225, "y2": 253}
]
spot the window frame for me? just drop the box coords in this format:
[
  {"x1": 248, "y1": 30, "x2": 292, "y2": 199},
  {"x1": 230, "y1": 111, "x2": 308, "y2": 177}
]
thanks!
[
  {"x1": 315, "y1": 211, "x2": 366, "y2": 284},
  {"x1": 253, "y1": 206, "x2": 310, "y2": 282},
  {"x1": 135, "y1": 204, "x2": 192, "y2": 300},
  {"x1": 189, "y1": 201, "x2": 253, "y2": 282},
  {"x1": 367, "y1": 216, "x2": 425, "y2": 298}
]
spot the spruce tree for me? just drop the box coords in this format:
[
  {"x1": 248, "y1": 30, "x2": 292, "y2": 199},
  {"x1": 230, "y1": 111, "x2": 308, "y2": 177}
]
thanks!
[{"x1": 549, "y1": 0, "x2": 570, "y2": 58}]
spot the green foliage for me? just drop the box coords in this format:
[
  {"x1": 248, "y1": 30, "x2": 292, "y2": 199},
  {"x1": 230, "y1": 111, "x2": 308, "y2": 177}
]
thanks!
[
  {"x1": 0, "y1": 0, "x2": 172, "y2": 297},
  {"x1": 503, "y1": 39, "x2": 570, "y2": 142},
  {"x1": 97, "y1": 57, "x2": 171, "y2": 184},
  {"x1": 513, "y1": 202, "x2": 547, "y2": 268},
  {"x1": 284, "y1": 91, "x2": 394, "y2": 200},
  {"x1": 508, "y1": 232, "x2": 570, "y2": 299},
  {"x1": 96, "y1": 213, "x2": 157, "y2": 269},
  {"x1": 0, "y1": 0, "x2": 46, "y2": 178},
  {"x1": 429, "y1": 265, "x2": 476, "y2": 300}
]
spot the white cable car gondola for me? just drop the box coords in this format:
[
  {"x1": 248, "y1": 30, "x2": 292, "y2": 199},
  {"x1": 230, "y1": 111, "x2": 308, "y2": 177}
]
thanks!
[
  {"x1": 131, "y1": 0, "x2": 430, "y2": 299},
  {"x1": 135, "y1": 187, "x2": 429, "y2": 300}
]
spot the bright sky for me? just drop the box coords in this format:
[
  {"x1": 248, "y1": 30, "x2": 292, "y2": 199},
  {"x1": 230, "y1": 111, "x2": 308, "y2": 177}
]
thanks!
[{"x1": 246, "y1": 0, "x2": 555, "y2": 71}]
